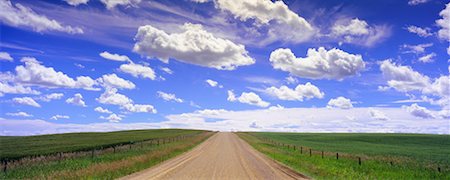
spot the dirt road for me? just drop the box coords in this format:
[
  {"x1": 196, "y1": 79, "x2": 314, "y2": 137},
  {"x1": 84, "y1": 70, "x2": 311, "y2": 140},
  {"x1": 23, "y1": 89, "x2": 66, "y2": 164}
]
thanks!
[{"x1": 121, "y1": 132, "x2": 307, "y2": 180}]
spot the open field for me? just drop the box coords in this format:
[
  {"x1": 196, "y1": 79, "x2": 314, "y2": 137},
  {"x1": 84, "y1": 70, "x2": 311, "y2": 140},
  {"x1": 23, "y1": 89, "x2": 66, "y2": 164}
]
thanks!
[
  {"x1": 0, "y1": 129, "x2": 213, "y2": 179},
  {"x1": 238, "y1": 132, "x2": 450, "y2": 179},
  {"x1": 0, "y1": 129, "x2": 203, "y2": 160}
]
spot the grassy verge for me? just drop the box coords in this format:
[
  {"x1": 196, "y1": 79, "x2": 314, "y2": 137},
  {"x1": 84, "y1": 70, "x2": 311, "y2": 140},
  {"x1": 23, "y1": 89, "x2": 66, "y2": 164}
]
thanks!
[
  {"x1": 237, "y1": 132, "x2": 449, "y2": 179},
  {"x1": 0, "y1": 130, "x2": 214, "y2": 179}
]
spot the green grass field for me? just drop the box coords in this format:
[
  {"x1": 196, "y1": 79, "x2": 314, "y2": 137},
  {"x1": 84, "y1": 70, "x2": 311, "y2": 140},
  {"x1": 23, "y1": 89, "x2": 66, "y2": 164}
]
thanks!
[
  {"x1": 0, "y1": 129, "x2": 213, "y2": 179},
  {"x1": 238, "y1": 132, "x2": 450, "y2": 179},
  {"x1": 0, "y1": 129, "x2": 203, "y2": 160}
]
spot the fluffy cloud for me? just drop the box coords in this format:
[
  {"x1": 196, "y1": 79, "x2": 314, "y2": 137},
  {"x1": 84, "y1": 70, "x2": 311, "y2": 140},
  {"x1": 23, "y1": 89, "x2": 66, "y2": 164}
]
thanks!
[
  {"x1": 405, "y1": 26, "x2": 432, "y2": 37},
  {"x1": 265, "y1": 83, "x2": 324, "y2": 101},
  {"x1": 65, "y1": 93, "x2": 86, "y2": 107},
  {"x1": 119, "y1": 63, "x2": 156, "y2": 80},
  {"x1": 369, "y1": 109, "x2": 389, "y2": 121},
  {"x1": 100, "y1": 0, "x2": 141, "y2": 9},
  {"x1": 331, "y1": 18, "x2": 390, "y2": 46},
  {"x1": 133, "y1": 23, "x2": 255, "y2": 70},
  {"x1": 332, "y1": 18, "x2": 369, "y2": 36},
  {"x1": 215, "y1": 0, "x2": 315, "y2": 44},
  {"x1": 0, "y1": 82, "x2": 40, "y2": 96},
  {"x1": 0, "y1": 52, "x2": 13, "y2": 61},
  {"x1": 0, "y1": 0, "x2": 83, "y2": 34},
  {"x1": 270, "y1": 47, "x2": 365, "y2": 80},
  {"x1": 205, "y1": 79, "x2": 222, "y2": 88},
  {"x1": 97, "y1": 88, "x2": 132, "y2": 106},
  {"x1": 94, "y1": 106, "x2": 112, "y2": 114},
  {"x1": 327, "y1": 97, "x2": 353, "y2": 109},
  {"x1": 401, "y1": 43, "x2": 433, "y2": 54},
  {"x1": 9, "y1": 57, "x2": 97, "y2": 90},
  {"x1": 64, "y1": 0, "x2": 89, "y2": 6},
  {"x1": 285, "y1": 76, "x2": 298, "y2": 84},
  {"x1": 408, "y1": 0, "x2": 430, "y2": 5},
  {"x1": 6, "y1": 112, "x2": 32, "y2": 117},
  {"x1": 97, "y1": 74, "x2": 135, "y2": 89},
  {"x1": 227, "y1": 90, "x2": 270, "y2": 107},
  {"x1": 424, "y1": 75, "x2": 450, "y2": 98},
  {"x1": 97, "y1": 88, "x2": 156, "y2": 114},
  {"x1": 380, "y1": 60, "x2": 449, "y2": 108},
  {"x1": 379, "y1": 60, "x2": 430, "y2": 92},
  {"x1": 404, "y1": 103, "x2": 435, "y2": 119},
  {"x1": 436, "y1": 2, "x2": 450, "y2": 41},
  {"x1": 160, "y1": 67, "x2": 173, "y2": 75},
  {"x1": 13, "y1": 97, "x2": 40, "y2": 107},
  {"x1": 99, "y1": 51, "x2": 131, "y2": 62},
  {"x1": 157, "y1": 91, "x2": 183, "y2": 103},
  {"x1": 50, "y1": 115, "x2": 70, "y2": 120},
  {"x1": 100, "y1": 113, "x2": 123, "y2": 122},
  {"x1": 39, "y1": 93, "x2": 64, "y2": 102},
  {"x1": 122, "y1": 104, "x2": 157, "y2": 113},
  {"x1": 418, "y1": 53, "x2": 436, "y2": 63}
]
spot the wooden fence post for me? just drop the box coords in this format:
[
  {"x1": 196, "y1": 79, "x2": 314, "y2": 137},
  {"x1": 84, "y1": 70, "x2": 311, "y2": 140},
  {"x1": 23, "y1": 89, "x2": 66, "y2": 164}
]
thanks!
[
  {"x1": 358, "y1": 157, "x2": 361, "y2": 165},
  {"x1": 309, "y1": 149, "x2": 312, "y2": 157},
  {"x1": 300, "y1": 147, "x2": 303, "y2": 154},
  {"x1": 91, "y1": 149, "x2": 95, "y2": 159},
  {"x1": 113, "y1": 146, "x2": 116, "y2": 153},
  {"x1": 438, "y1": 167, "x2": 441, "y2": 173},
  {"x1": 2, "y1": 160, "x2": 7, "y2": 174},
  {"x1": 293, "y1": 146, "x2": 296, "y2": 150},
  {"x1": 321, "y1": 151, "x2": 324, "y2": 158},
  {"x1": 336, "y1": 153, "x2": 339, "y2": 160}
]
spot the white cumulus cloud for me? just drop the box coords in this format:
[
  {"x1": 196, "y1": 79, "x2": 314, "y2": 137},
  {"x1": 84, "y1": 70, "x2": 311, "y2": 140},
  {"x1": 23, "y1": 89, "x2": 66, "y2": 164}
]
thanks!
[
  {"x1": 380, "y1": 60, "x2": 430, "y2": 92},
  {"x1": 9, "y1": 57, "x2": 97, "y2": 90},
  {"x1": 97, "y1": 88, "x2": 156, "y2": 114},
  {"x1": 39, "y1": 93, "x2": 64, "y2": 102},
  {"x1": 331, "y1": 18, "x2": 390, "y2": 47},
  {"x1": 216, "y1": 0, "x2": 315, "y2": 44},
  {"x1": 50, "y1": 115, "x2": 70, "y2": 120},
  {"x1": 100, "y1": 113, "x2": 123, "y2": 122},
  {"x1": 119, "y1": 63, "x2": 156, "y2": 80},
  {"x1": 405, "y1": 25, "x2": 432, "y2": 37},
  {"x1": 6, "y1": 111, "x2": 32, "y2": 117},
  {"x1": 99, "y1": 51, "x2": 131, "y2": 62},
  {"x1": 418, "y1": 53, "x2": 436, "y2": 63},
  {"x1": 408, "y1": 0, "x2": 430, "y2": 5},
  {"x1": 436, "y1": 2, "x2": 450, "y2": 41},
  {"x1": 0, "y1": 0, "x2": 83, "y2": 34},
  {"x1": 404, "y1": 103, "x2": 435, "y2": 119},
  {"x1": 100, "y1": 0, "x2": 141, "y2": 9},
  {"x1": 265, "y1": 83, "x2": 324, "y2": 101},
  {"x1": 270, "y1": 47, "x2": 365, "y2": 80},
  {"x1": 133, "y1": 23, "x2": 255, "y2": 70},
  {"x1": 369, "y1": 109, "x2": 389, "y2": 121},
  {"x1": 0, "y1": 82, "x2": 40, "y2": 97},
  {"x1": 97, "y1": 74, "x2": 135, "y2": 89},
  {"x1": 13, "y1": 97, "x2": 40, "y2": 107},
  {"x1": 64, "y1": 0, "x2": 89, "y2": 6},
  {"x1": 94, "y1": 106, "x2": 112, "y2": 114},
  {"x1": 205, "y1": 79, "x2": 222, "y2": 88},
  {"x1": 327, "y1": 97, "x2": 353, "y2": 109},
  {"x1": 0, "y1": 52, "x2": 13, "y2": 61},
  {"x1": 157, "y1": 91, "x2": 183, "y2": 103},
  {"x1": 66, "y1": 93, "x2": 86, "y2": 107},
  {"x1": 227, "y1": 90, "x2": 270, "y2": 107}
]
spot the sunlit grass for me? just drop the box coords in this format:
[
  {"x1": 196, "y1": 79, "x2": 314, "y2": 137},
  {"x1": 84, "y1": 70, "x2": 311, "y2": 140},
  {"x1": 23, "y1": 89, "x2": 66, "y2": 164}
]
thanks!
[
  {"x1": 0, "y1": 130, "x2": 213, "y2": 179},
  {"x1": 238, "y1": 132, "x2": 449, "y2": 179}
]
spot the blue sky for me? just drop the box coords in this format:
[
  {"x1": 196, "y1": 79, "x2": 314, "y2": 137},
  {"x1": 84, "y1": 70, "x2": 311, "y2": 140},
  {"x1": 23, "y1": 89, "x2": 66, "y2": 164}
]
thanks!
[{"x1": 0, "y1": 0, "x2": 449, "y2": 135}]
